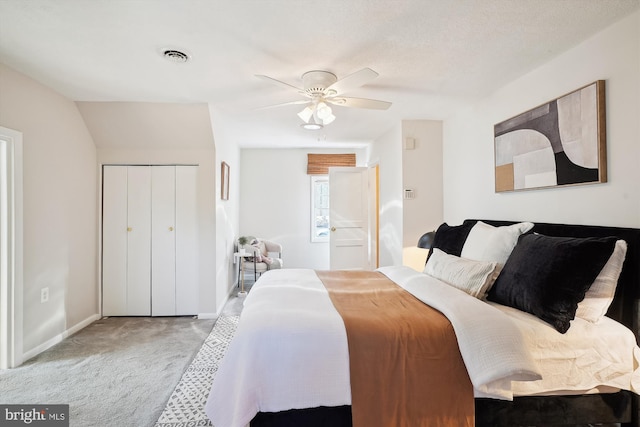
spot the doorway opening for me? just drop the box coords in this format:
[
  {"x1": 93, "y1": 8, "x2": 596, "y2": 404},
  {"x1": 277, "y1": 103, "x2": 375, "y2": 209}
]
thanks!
[{"x1": 0, "y1": 127, "x2": 23, "y2": 369}]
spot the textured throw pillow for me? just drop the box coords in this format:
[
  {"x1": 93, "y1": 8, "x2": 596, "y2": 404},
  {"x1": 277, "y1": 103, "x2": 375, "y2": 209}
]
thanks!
[
  {"x1": 424, "y1": 249, "x2": 499, "y2": 299},
  {"x1": 576, "y1": 239, "x2": 627, "y2": 323},
  {"x1": 427, "y1": 222, "x2": 476, "y2": 261},
  {"x1": 487, "y1": 233, "x2": 617, "y2": 333},
  {"x1": 461, "y1": 221, "x2": 534, "y2": 265}
]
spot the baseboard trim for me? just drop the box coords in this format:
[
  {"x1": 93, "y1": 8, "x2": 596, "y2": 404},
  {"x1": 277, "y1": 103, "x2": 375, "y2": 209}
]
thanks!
[
  {"x1": 22, "y1": 313, "x2": 101, "y2": 363},
  {"x1": 198, "y1": 313, "x2": 217, "y2": 319},
  {"x1": 210, "y1": 285, "x2": 235, "y2": 317},
  {"x1": 201, "y1": 283, "x2": 243, "y2": 319}
]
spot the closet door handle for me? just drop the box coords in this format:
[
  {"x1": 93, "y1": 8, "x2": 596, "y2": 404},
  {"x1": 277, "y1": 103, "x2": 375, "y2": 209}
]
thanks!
[
  {"x1": 169, "y1": 226, "x2": 174, "y2": 231},
  {"x1": 127, "y1": 227, "x2": 133, "y2": 232}
]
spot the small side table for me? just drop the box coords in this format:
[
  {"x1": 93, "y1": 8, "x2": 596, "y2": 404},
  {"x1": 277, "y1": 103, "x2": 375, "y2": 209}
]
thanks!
[{"x1": 233, "y1": 251, "x2": 252, "y2": 297}]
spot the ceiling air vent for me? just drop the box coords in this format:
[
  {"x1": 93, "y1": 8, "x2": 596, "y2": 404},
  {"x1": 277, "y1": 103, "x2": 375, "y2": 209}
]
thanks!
[{"x1": 163, "y1": 49, "x2": 189, "y2": 63}]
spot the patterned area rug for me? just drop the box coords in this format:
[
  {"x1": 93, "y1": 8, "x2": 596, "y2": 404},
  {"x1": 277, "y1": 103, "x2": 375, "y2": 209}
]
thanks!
[{"x1": 155, "y1": 315, "x2": 240, "y2": 427}]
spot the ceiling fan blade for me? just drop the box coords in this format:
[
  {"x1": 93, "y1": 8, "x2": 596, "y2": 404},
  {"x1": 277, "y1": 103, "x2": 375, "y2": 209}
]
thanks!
[
  {"x1": 255, "y1": 74, "x2": 306, "y2": 95},
  {"x1": 327, "y1": 97, "x2": 392, "y2": 110},
  {"x1": 255, "y1": 100, "x2": 310, "y2": 110},
  {"x1": 325, "y1": 68, "x2": 379, "y2": 95}
]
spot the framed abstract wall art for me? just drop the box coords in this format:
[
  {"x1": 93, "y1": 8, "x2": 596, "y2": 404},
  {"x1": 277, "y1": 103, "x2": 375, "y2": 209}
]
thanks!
[{"x1": 494, "y1": 80, "x2": 606, "y2": 192}]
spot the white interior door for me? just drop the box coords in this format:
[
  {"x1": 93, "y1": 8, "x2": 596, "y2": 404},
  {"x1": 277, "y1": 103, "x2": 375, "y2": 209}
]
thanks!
[
  {"x1": 126, "y1": 167, "x2": 152, "y2": 315},
  {"x1": 102, "y1": 166, "x2": 128, "y2": 316},
  {"x1": 175, "y1": 166, "x2": 198, "y2": 315},
  {"x1": 151, "y1": 166, "x2": 176, "y2": 316},
  {"x1": 329, "y1": 167, "x2": 371, "y2": 270}
]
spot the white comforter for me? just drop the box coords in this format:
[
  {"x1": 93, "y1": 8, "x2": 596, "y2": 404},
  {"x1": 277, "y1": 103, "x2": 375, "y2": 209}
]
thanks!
[{"x1": 205, "y1": 266, "x2": 545, "y2": 427}]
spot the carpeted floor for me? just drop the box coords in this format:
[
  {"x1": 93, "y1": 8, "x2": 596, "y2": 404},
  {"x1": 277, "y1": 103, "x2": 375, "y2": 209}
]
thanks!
[
  {"x1": 0, "y1": 316, "x2": 216, "y2": 427},
  {"x1": 0, "y1": 280, "x2": 253, "y2": 427}
]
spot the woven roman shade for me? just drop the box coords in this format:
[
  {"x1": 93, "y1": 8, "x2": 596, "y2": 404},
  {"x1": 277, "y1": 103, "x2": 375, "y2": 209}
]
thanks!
[{"x1": 307, "y1": 153, "x2": 356, "y2": 175}]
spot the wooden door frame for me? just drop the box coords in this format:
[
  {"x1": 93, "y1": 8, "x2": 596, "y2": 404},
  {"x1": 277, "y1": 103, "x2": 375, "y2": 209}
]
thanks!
[{"x1": 369, "y1": 164, "x2": 380, "y2": 269}]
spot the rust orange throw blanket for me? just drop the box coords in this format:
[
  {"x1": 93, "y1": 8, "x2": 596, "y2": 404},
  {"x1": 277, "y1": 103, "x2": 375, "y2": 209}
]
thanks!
[{"x1": 316, "y1": 270, "x2": 474, "y2": 427}]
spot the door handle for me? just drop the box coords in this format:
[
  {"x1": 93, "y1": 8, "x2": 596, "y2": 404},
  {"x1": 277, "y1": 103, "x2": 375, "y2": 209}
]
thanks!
[
  {"x1": 169, "y1": 226, "x2": 174, "y2": 231},
  {"x1": 331, "y1": 227, "x2": 336, "y2": 232},
  {"x1": 127, "y1": 227, "x2": 132, "y2": 232}
]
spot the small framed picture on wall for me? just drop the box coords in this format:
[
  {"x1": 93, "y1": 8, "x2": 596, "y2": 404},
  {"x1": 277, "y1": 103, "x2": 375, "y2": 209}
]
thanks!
[{"x1": 221, "y1": 161, "x2": 230, "y2": 200}]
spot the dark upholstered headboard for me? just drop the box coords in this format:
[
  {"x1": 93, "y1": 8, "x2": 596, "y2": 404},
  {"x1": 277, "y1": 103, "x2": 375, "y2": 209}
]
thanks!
[{"x1": 465, "y1": 219, "x2": 640, "y2": 341}]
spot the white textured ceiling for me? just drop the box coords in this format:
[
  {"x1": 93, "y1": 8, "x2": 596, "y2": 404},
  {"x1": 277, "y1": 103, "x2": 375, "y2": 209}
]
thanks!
[{"x1": 1, "y1": 0, "x2": 638, "y2": 148}]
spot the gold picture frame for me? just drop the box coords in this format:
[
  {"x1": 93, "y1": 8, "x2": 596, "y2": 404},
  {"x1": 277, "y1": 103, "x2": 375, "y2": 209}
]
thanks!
[
  {"x1": 494, "y1": 80, "x2": 606, "y2": 192},
  {"x1": 221, "y1": 161, "x2": 230, "y2": 200}
]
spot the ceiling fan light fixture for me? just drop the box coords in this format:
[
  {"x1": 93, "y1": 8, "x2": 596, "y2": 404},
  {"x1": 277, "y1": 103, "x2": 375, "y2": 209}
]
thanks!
[
  {"x1": 301, "y1": 122, "x2": 323, "y2": 131},
  {"x1": 316, "y1": 102, "x2": 336, "y2": 125},
  {"x1": 300, "y1": 123, "x2": 324, "y2": 130},
  {"x1": 301, "y1": 116, "x2": 323, "y2": 130},
  {"x1": 316, "y1": 102, "x2": 331, "y2": 117},
  {"x1": 258, "y1": 68, "x2": 390, "y2": 130},
  {"x1": 297, "y1": 106, "x2": 314, "y2": 123}
]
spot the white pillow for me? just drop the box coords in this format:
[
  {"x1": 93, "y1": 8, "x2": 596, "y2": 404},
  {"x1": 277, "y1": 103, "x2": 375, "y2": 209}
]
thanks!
[
  {"x1": 424, "y1": 248, "x2": 500, "y2": 299},
  {"x1": 461, "y1": 221, "x2": 534, "y2": 265},
  {"x1": 576, "y1": 239, "x2": 627, "y2": 323}
]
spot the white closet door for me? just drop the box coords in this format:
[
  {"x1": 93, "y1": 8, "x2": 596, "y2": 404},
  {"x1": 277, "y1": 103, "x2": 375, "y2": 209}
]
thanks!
[
  {"x1": 126, "y1": 166, "x2": 152, "y2": 315},
  {"x1": 175, "y1": 166, "x2": 198, "y2": 315},
  {"x1": 103, "y1": 165, "x2": 197, "y2": 317},
  {"x1": 102, "y1": 166, "x2": 128, "y2": 316},
  {"x1": 151, "y1": 166, "x2": 176, "y2": 316}
]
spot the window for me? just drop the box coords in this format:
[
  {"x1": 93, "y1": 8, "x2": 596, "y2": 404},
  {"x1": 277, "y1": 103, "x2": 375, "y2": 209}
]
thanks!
[{"x1": 311, "y1": 176, "x2": 329, "y2": 243}]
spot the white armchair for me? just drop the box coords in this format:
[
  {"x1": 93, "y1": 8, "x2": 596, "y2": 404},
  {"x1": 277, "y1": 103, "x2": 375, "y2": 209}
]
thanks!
[{"x1": 238, "y1": 236, "x2": 283, "y2": 282}]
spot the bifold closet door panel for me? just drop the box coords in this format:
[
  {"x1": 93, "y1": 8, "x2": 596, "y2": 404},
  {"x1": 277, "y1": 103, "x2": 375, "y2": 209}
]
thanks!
[
  {"x1": 102, "y1": 166, "x2": 128, "y2": 316},
  {"x1": 102, "y1": 165, "x2": 151, "y2": 316},
  {"x1": 151, "y1": 166, "x2": 177, "y2": 316},
  {"x1": 126, "y1": 166, "x2": 152, "y2": 316},
  {"x1": 175, "y1": 166, "x2": 198, "y2": 315}
]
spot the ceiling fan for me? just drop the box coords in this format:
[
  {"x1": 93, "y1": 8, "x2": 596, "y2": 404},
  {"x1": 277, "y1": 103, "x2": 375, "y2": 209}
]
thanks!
[{"x1": 256, "y1": 68, "x2": 392, "y2": 130}]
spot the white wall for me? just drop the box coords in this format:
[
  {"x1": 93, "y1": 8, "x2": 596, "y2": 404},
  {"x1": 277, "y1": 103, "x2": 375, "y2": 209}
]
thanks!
[
  {"x1": 401, "y1": 120, "x2": 443, "y2": 270},
  {"x1": 0, "y1": 63, "x2": 98, "y2": 356},
  {"x1": 368, "y1": 124, "x2": 403, "y2": 267},
  {"x1": 240, "y1": 148, "x2": 366, "y2": 270},
  {"x1": 238, "y1": 122, "x2": 443, "y2": 272},
  {"x1": 78, "y1": 101, "x2": 218, "y2": 316},
  {"x1": 444, "y1": 11, "x2": 640, "y2": 228},
  {"x1": 208, "y1": 107, "x2": 241, "y2": 313},
  {"x1": 401, "y1": 120, "x2": 444, "y2": 246}
]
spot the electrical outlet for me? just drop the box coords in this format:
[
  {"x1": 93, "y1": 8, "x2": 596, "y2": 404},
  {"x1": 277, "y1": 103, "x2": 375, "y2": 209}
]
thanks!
[{"x1": 40, "y1": 287, "x2": 49, "y2": 303}]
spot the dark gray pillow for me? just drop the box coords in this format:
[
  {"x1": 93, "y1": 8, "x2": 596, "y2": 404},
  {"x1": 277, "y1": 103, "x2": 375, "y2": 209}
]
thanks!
[
  {"x1": 427, "y1": 222, "x2": 476, "y2": 262},
  {"x1": 487, "y1": 233, "x2": 617, "y2": 333}
]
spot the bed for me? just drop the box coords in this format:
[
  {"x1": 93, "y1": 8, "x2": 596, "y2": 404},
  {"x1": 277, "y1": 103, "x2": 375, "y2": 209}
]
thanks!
[{"x1": 206, "y1": 219, "x2": 640, "y2": 427}]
